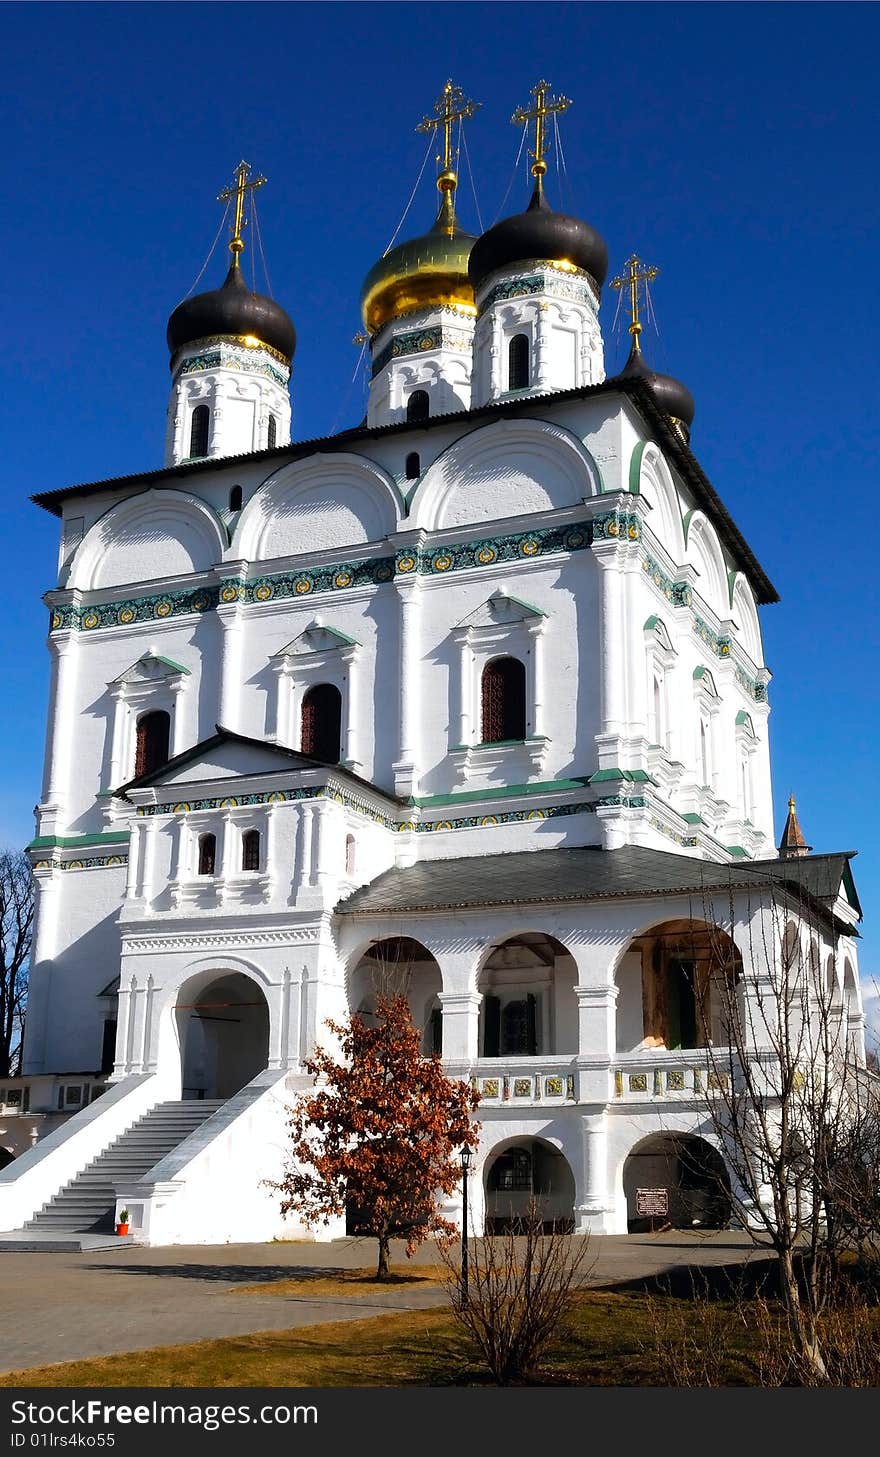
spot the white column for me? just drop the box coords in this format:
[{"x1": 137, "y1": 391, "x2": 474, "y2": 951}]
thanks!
[
  {"x1": 576, "y1": 1112, "x2": 611, "y2": 1231},
  {"x1": 595, "y1": 546, "x2": 626, "y2": 740},
  {"x1": 217, "y1": 603, "x2": 244, "y2": 732},
  {"x1": 438, "y1": 991, "x2": 481, "y2": 1061},
  {"x1": 123, "y1": 975, "x2": 139, "y2": 1073},
  {"x1": 137, "y1": 819, "x2": 158, "y2": 907},
  {"x1": 393, "y1": 579, "x2": 422, "y2": 796},
  {"x1": 40, "y1": 632, "x2": 79, "y2": 824},
  {"x1": 534, "y1": 308, "x2": 551, "y2": 392},
  {"x1": 575, "y1": 983, "x2": 618, "y2": 1059},
  {"x1": 343, "y1": 655, "x2": 359, "y2": 769},
  {"x1": 107, "y1": 687, "x2": 128, "y2": 791},
  {"x1": 125, "y1": 822, "x2": 141, "y2": 899},
  {"x1": 170, "y1": 678, "x2": 189, "y2": 756},
  {"x1": 141, "y1": 974, "x2": 156, "y2": 1071},
  {"x1": 456, "y1": 635, "x2": 471, "y2": 746},
  {"x1": 528, "y1": 622, "x2": 544, "y2": 737}
]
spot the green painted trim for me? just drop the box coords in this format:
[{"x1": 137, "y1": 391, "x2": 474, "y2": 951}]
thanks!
[
  {"x1": 727, "y1": 845, "x2": 749, "y2": 858},
  {"x1": 27, "y1": 831, "x2": 131, "y2": 850},
  {"x1": 693, "y1": 665, "x2": 707, "y2": 679},
  {"x1": 502, "y1": 593, "x2": 545, "y2": 618},
  {"x1": 410, "y1": 777, "x2": 588, "y2": 808},
  {"x1": 682, "y1": 508, "x2": 695, "y2": 546},
  {"x1": 628, "y1": 439, "x2": 647, "y2": 495},
  {"x1": 469, "y1": 736, "x2": 548, "y2": 753},
  {"x1": 643, "y1": 614, "x2": 659, "y2": 630},
  {"x1": 152, "y1": 654, "x2": 190, "y2": 675},
  {"x1": 587, "y1": 768, "x2": 653, "y2": 784},
  {"x1": 727, "y1": 568, "x2": 738, "y2": 609},
  {"x1": 682, "y1": 813, "x2": 704, "y2": 825}
]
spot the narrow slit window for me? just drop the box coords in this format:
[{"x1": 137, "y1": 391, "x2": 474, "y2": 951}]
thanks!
[
  {"x1": 197, "y1": 833, "x2": 216, "y2": 876},
  {"x1": 267, "y1": 414, "x2": 277, "y2": 449},
  {"x1": 480, "y1": 657, "x2": 526, "y2": 743},
  {"x1": 405, "y1": 451, "x2": 420, "y2": 479},
  {"x1": 189, "y1": 404, "x2": 210, "y2": 458},
  {"x1": 508, "y1": 334, "x2": 530, "y2": 391},
  {"x1": 301, "y1": 683, "x2": 342, "y2": 763},
  {"x1": 242, "y1": 828, "x2": 260, "y2": 872},
  {"x1": 229, "y1": 484, "x2": 243, "y2": 512},
  {"x1": 134, "y1": 710, "x2": 170, "y2": 778},
  {"x1": 345, "y1": 834, "x2": 356, "y2": 875},
  {"x1": 406, "y1": 389, "x2": 429, "y2": 424}
]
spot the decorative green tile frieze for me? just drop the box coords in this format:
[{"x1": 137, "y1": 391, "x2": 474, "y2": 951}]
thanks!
[
  {"x1": 32, "y1": 854, "x2": 128, "y2": 872},
  {"x1": 50, "y1": 585, "x2": 221, "y2": 634},
  {"x1": 394, "y1": 521, "x2": 593, "y2": 578},
  {"x1": 175, "y1": 347, "x2": 288, "y2": 387},
  {"x1": 649, "y1": 815, "x2": 699, "y2": 849},
  {"x1": 592, "y1": 511, "x2": 641, "y2": 542},
  {"x1": 481, "y1": 268, "x2": 596, "y2": 311},
  {"x1": 371, "y1": 324, "x2": 473, "y2": 377},
  {"x1": 641, "y1": 551, "x2": 692, "y2": 607}
]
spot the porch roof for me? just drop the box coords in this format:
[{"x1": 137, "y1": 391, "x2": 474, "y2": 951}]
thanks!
[{"x1": 336, "y1": 844, "x2": 858, "y2": 923}]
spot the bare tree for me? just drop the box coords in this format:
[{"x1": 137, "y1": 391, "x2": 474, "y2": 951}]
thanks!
[
  {"x1": 689, "y1": 872, "x2": 878, "y2": 1380},
  {"x1": 0, "y1": 850, "x2": 34, "y2": 1077}
]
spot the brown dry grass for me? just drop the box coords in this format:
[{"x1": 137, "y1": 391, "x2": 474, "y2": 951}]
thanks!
[{"x1": 233, "y1": 1264, "x2": 446, "y2": 1298}]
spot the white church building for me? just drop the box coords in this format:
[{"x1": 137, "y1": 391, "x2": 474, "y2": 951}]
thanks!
[{"x1": 0, "y1": 84, "x2": 866, "y2": 1247}]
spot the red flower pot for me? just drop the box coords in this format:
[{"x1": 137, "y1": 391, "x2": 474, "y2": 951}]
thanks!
[{"x1": 116, "y1": 1223, "x2": 130, "y2": 1236}]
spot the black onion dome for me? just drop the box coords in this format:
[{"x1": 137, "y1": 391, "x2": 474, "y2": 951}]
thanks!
[
  {"x1": 167, "y1": 262, "x2": 296, "y2": 363},
  {"x1": 621, "y1": 340, "x2": 695, "y2": 429},
  {"x1": 468, "y1": 181, "x2": 608, "y2": 293}
]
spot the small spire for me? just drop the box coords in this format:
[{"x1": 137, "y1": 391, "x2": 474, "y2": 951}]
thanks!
[
  {"x1": 610, "y1": 253, "x2": 659, "y2": 356},
  {"x1": 779, "y1": 794, "x2": 812, "y2": 859},
  {"x1": 217, "y1": 160, "x2": 266, "y2": 269},
  {"x1": 511, "y1": 79, "x2": 572, "y2": 198},
  {"x1": 417, "y1": 80, "x2": 481, "y2": 236}
]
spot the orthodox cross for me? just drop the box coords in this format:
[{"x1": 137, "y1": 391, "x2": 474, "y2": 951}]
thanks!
[
  {"x1": 218, "y1": 160, "x2": 267, "y2": 263},
  {"x1": 512, "y1": 80, "x2": 572, "y2": 179},
  {"x1": 417, "y1": 80, "x2": 481, "y2": 182},
  {"x1": 610, "y1": 253, "x2": 659, "y2": 346}
]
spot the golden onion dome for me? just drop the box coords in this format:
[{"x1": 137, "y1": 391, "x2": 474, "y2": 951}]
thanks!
[{"x1": 360, "y1": 179, "x2": 476, "y2": 335}]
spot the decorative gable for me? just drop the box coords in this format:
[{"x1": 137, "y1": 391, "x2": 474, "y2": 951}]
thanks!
[
  {"x1": 454, "y1": 590, "x2": 546, "y2": 633},
  {"x1": 111, "y1": 652, "x2": 190, "y2": 687},
  {"x1": 271, "y1": 619, "x2": 360, "y2": 661}
]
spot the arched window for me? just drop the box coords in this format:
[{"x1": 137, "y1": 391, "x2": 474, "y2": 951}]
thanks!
[
  {"x1": 301, "y1": 683, "x2": 342, "y2": 763},
  {"x1": 406, "y1": 389, "x2": 429, "y2": 424},
  {"x1": 197, "y1": 833, "x2": 216, "y2": 876},
  {"x1": 405, "y1": 451, "x2": 420, "y2": 480},
  {"x1": 345, "y1": 834, "x2": 356, "y2": 875},
  {"x1": 267, "y1": 413, "x2": 277, "y2": 449},
  {"x1": 134, "y1": 710, "x2": 170, "y2": 778},
  {"x1": 229, "y1": 484, "x2": 243, "y2": 512},
  {"x1": 481, "y1": 657, "x2": 526, "y2": 743},
  {"x1": 189, "y1": 404, "x2": 210, "y2": 458},
  {"x1": 508, "y1": 334, "x2": 530, "y2": 391},
  {"x1": 241, "y1": 828, "x2": 260, "y2": 872},
  {"x1": 489, "y1": 1148, "x2": 532, "y2": 1192}
]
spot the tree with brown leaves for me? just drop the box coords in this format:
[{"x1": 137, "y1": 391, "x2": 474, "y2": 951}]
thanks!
[
  {"x1": 277, "y1": 994, "x2": 480, "y2": 1279},
  {"x1": 0, "y1": 850, "x2": 33, "y2": 1078}
]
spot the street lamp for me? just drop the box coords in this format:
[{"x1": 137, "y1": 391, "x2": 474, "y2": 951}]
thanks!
[{"x1": 460, "y1": 1145, "x2": 473, "y2": 1304}]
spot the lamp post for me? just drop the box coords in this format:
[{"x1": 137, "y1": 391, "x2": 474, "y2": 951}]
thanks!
[{"x1": 460, "y1": 1145, "x2": 473, "y2": 1305}]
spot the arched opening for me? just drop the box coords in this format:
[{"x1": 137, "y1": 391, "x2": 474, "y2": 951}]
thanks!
[
  {"x1": 267, "y1": 413, "x2": 277, "y2": 449},
  {"x1": 405, "y1": 451, "x2": 420, "y2": 480},
  {"x1": 348, "y1": 936, "x2": 441, "y2": 1055},
  {"x1": 189, "y1": 403, "x2": 210, "y2": 458},
  {"x1": 301, "y1": 683, "x2": 342, "y2": 763},
  {"x1": 177, "y1": 972, "x2": 270, "y2": 1101},
  {"x1": 615, "y1": 919, "x2": 743, "y2": 1053},
  {"x1": 481, "y1": 656, "x2": 526, "y2": 743},
  {"x1": 406, "y1": 389, "x2": 429, "y2": 424},
  {"x1": 229, "y1": 484, "x2": 243, "y2": 513},
  {"x1": 623, "y1": 1133, "x2": 731, "y2": 1231},
  {"x1": 197, "y1": 833, "x2": 216, "y2": 877},
  {"x1": 485, "y1": 1139, "x2": 575, "y2": 1233},
  {"x1": 479, "y1": 933, "x2": 576, "y2": 1056},
  {"x1": 241, "y1": 828, "x2": 261, "y2": 872},
  {"x1": 134, "y1": 710, "x2": 171, "y2": 779},
  {"x1": 508, "y1": 333, "x2": 530, "y2": 391}
]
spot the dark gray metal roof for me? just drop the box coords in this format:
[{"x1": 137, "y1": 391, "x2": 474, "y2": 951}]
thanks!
[{"x1": 336, "y1": 844, "x2": 858, "y2": 919}]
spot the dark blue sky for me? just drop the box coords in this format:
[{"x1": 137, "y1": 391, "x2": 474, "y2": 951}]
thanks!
[{"x1": 2, "y1": 2, "x2": 878, "y2": 993}]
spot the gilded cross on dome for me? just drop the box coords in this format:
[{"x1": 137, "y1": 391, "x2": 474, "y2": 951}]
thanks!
[
  {"x1": 217, "y1": 160, "x2": 267, "y2": 265},
  {"x1": 512, "y1": 80, "x2": 572, "y2": 179},
  {"x1": 417, "y1": 80, "x2": 481, "y2": 190},
  {"x1": 610, "y1": 253, "x2": 659, "y2": 349}
]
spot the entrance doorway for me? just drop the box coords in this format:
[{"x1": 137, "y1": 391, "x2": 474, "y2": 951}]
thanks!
[
  {"x1": 178, "y1": 972, "x2": 269, "y2": 1101},
  {"x1": 484, "y1": 1140, "x2": 575, "y2": 1232},
  {"x1": 623, "y1": 1133, "x2": 731, "y2": 1231}
]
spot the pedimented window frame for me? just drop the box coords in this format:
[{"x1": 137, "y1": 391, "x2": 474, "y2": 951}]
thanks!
[
  {"x1": 270, "y1": 619, "x2": 362, "y2": 773},
  {"x1": 450, "y1": 591, "x2": 548, "y2": 777},
  {"x1": 107, "y1": 653, "x2": 192, "y2": 795}
]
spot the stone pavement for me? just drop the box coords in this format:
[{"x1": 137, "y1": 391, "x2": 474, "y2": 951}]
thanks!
[{"x1": 0, "y1": 1231, "x2": 768, "y2": 1377}]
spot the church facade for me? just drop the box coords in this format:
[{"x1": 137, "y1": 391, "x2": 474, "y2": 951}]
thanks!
[{"x1": 0, "y1": 84, "x2": 866, "y2": 1245}]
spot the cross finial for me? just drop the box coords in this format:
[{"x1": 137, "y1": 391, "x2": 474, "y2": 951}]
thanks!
[
  {"x1": 512, "y1": 79, "x2": 572, "y2": 180},
  {"x1": 610, "y1": 253, "x2": 660, "y2": 351},
  {"x1": 788, "y1": 793, "x2": 797, "y2": 813},
  {"x1": 417, "y1": 80, "x2": 481, "y2": 194},
  {"x1": 217, "y1": 160, "x2": 267, "y2": 267}
]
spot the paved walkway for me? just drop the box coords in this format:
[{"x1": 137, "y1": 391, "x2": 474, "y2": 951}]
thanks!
[{"x1": 0, "y1": 1232, "x2": 769, "y2": 1376}]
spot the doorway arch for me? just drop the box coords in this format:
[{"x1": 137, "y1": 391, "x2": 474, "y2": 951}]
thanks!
[
  {"x1": 623, "y1": 1132, "x2": 731, "y2": 1231},
  {"x1": 484, "y1": 1138, "x2": 575, "y2": 1233},
  {"x1": 176, "y1": 971, "x2": 269, "y2": 1100}
]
